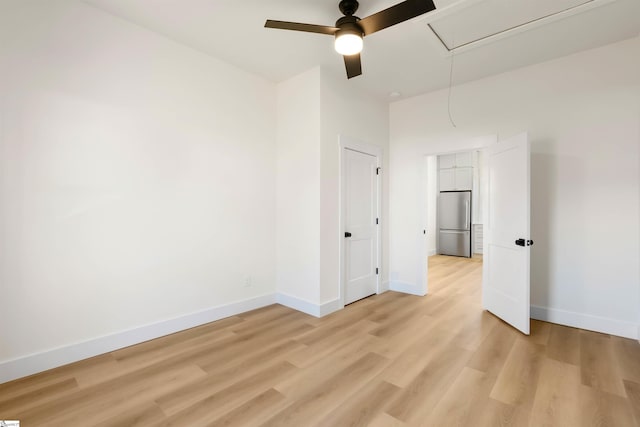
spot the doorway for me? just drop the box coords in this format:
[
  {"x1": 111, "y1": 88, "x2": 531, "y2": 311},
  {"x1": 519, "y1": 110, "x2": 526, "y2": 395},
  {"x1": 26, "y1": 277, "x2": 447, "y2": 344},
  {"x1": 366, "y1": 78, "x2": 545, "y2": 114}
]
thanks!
[
  {"x1": 425, "y1": 149, "x2": 485, "y2": 295},
  {"x1": 420, "y1": 133, "x2": 532, "y2": 335}
]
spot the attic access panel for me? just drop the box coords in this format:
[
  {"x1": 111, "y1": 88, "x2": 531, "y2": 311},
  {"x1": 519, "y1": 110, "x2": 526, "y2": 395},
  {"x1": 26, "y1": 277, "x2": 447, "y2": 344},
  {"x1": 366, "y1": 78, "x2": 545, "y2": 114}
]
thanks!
[{"x1": 428, "y1": 0, "x2": 595, "y2": 51}]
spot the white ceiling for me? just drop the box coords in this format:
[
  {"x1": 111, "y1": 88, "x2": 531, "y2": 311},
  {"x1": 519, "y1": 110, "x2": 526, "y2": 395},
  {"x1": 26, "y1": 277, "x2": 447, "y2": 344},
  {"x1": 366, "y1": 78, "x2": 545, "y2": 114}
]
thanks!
[{"x1": 84, "y1": 0, "x2": 640, "y2": 101}]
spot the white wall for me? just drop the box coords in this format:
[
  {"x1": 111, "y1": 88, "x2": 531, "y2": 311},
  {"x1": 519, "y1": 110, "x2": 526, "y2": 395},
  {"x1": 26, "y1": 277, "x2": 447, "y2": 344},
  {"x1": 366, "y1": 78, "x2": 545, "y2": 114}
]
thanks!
[
  {"x1": 274, "y1": 67, "x2": 389, "y2": 314},
  {"x1": 275, "y1": 68, "x2": 321, "y2": 305},
  {"x1": 319, "y1": 69, "x2": 389, "y2": 304},
  {"x1": 0, "y1": 0, "x2": 277, "y2": 373},
  {"x1": 390, "y1": 36, "x2": 640, "y2": 338}
]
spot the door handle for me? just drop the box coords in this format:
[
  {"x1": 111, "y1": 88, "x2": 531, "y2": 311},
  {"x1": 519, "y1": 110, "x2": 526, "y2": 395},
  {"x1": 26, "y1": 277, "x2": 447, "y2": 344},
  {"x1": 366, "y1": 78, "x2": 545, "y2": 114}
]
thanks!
[
  {"x1": 345, "y1": 232, "x2": 352, "y2": 238},
  {"x1": 515, "y1": 239, "x2": 534, "y2": 247}
]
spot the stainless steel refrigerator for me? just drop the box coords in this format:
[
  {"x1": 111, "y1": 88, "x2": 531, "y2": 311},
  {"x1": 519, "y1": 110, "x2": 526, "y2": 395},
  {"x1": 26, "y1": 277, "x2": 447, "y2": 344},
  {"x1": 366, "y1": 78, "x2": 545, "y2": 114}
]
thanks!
[{"x1": 438, "y1": 190, "x2": 471, "y2": 257}]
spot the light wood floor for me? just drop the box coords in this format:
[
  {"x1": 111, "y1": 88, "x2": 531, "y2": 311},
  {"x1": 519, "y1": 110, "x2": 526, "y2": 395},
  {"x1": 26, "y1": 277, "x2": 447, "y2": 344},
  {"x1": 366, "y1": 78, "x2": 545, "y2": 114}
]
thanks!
[{"x1": 2, "y1": 255, "x2": 640, "y2": 426}]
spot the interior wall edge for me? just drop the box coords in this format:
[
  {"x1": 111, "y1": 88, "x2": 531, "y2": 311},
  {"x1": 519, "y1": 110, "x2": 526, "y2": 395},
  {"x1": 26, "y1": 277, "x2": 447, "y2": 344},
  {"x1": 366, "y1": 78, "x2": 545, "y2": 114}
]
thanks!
[
  {"x1": 530, "y1": 304, "x2": 639, "y2": 340},
  {"x1": 380, "y1": 281, "x2": 390, "y2": 293},
  {"x1": 0, "y1": 293, "x2": 277, "y2": 385},
  {"x1": 389, "y1": 281, "x2": 425, "y2": 296}
]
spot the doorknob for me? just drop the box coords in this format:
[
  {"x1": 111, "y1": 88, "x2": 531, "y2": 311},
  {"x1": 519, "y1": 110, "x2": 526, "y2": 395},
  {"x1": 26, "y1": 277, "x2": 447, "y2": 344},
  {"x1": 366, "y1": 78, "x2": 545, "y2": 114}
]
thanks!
[
  {"x1": 345, "y1": 232, "x2": 352, "y2": 238},
  {"x1": 515, "y1": 238, "x2": 534, "y2": 247}
]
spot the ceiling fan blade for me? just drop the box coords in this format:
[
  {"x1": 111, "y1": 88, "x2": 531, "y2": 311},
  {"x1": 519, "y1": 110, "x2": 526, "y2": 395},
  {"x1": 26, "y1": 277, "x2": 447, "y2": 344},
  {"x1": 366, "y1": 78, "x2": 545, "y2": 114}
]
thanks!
[
  {"x1": 358, "y1": 0, "x2": 436, "y2": 36},
  {"x1": 343, "y1": 53, "x2": 362, "y2": 79},
  {"x1": 265, "y1": 20, "x2": 339, "y2": 35}
]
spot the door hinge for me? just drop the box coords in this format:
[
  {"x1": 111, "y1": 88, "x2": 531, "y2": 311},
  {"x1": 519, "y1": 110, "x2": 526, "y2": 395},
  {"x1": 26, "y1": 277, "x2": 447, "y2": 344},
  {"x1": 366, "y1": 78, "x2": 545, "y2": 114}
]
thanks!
[
  {"x1": 376, "y1": 268, "x2": 379, "y2": 275},
  {"x1": 376, "y1": 167, "x2": 381, "y2": 175},
  {"x1": 376, "y1": 218, "x2": 379, "y2": 225}
]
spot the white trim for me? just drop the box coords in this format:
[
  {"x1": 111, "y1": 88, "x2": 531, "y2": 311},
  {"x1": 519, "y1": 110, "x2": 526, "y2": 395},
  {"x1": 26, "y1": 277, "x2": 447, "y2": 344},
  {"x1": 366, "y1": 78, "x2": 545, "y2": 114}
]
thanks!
[
  {"x1": 0, "y1": 293, "x2": 276, "y2": 384},
  {"x1": 339, "y1": 135, "x2": 383, "y2": 307},
  {"x1": 275, "y1": 292, "x2": 342, "y2": 318},
  {"x1": 531, "y1": 305, "x2": 639, "y2": 340},
  {"x1": 319, "y1": 299, "x2": 343, "y2": 317},
  {"x1": 276, "y1": 292, "x2": 320, "y2": 317},
  {"x1": 389, "y1": 280, "x2": 426, "y2": 296},
  {"x1": 421, "y1": 0, "x2": 616, "y2": 56}
]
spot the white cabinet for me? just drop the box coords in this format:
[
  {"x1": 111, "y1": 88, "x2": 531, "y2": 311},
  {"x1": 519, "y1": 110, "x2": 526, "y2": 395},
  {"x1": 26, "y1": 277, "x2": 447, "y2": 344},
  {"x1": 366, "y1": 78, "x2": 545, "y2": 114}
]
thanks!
[
  {"x1": 439, "y1": 154, "x2": 456, "y2": 169},
  {"x1": 455, "y1": 151, "x2": 473, "y2": 168},
  {"x1": 438, "y1": 151, "x2": 473, "y2": 191},
  {"x1": 440, "y1": 168, "x2": 473, "y2": 191},
  {"x1": 455, "y1": 168, "x2": 473, "y2": 190},
  {"x1": 439, "y1": 169, "x2": 456, "y2": 191}
]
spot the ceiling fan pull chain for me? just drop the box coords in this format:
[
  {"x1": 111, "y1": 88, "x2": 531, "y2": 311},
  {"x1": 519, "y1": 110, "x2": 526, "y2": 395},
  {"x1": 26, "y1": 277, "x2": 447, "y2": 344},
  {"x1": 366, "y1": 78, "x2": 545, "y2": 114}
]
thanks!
[{"x1": 447, "y1": 30, "x2": 457, "y2": 128}]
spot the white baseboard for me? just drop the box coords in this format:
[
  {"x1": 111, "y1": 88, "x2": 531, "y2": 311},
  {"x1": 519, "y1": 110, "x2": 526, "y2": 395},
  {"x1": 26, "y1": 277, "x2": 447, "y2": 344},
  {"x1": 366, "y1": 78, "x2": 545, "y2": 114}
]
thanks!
[
  {"x1": 427, "y1": 249, "x2": 437, "y2": 256},
  {"x1": 531, "y1": 305, "x2": 639, "y2": 340},
  {"x1": 319, "y1": 298, "x2": 343, "y2": 317},
  {"x1": 389, "y1": 280, "x2": 426, "y2": 296},
  {"x1": 0, "y1": 293, "x2": 276, "y2": 385},
  {"x1": 275, "y1": 292, "x2": 342, "y2": 318}
]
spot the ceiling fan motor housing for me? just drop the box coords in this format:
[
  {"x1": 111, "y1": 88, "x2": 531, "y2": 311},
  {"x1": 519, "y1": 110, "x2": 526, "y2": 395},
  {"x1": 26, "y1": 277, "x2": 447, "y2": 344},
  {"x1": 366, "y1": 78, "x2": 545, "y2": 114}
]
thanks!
[
  {"x1": 339, "y1": 0, "x2": 360, "y2": 16},
  {"x1": 335, "y1": 15, "x2": 364, "y2": 37}
]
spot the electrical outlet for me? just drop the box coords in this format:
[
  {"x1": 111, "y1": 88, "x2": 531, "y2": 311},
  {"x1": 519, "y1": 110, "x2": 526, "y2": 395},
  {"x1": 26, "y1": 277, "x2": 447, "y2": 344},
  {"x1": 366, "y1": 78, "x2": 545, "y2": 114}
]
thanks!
[{"x1": 244, "y1": 276, "x2": 252, "y2": 287}]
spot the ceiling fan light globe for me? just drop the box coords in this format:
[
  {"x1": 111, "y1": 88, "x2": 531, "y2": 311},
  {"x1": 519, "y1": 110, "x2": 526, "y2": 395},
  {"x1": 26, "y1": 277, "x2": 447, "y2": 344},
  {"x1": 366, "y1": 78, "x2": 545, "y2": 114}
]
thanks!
[{"x1": 334, "y1": 33, "x2": 363, "y2": 55}]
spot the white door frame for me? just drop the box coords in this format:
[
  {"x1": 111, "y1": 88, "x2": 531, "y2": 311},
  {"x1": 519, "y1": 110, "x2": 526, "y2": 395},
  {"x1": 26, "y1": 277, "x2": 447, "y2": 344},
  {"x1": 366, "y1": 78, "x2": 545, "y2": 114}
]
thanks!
[
  {"x1": 339, "y1": 135, "x2": 383, "y2": 308},
  {"x1": 418, "y1": 135, "x2": 497, "y2": 295}
]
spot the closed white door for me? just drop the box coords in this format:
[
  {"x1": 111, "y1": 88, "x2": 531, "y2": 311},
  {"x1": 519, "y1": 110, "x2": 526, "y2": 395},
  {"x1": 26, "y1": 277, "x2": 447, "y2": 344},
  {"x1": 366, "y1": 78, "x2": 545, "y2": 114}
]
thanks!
[
  {"x1": 344, "y1": 148, "x2": 378, "y2": 305},
  {"x1": 483, "y1": 133, "x2": 532, "y2": 334}
]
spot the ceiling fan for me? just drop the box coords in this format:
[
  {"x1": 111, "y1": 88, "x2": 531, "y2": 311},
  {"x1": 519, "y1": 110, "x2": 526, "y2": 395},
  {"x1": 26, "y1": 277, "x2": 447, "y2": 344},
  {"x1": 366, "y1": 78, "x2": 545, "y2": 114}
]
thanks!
[{"x1": 265, "y1": 0, "x2": 436, "y2": 79}]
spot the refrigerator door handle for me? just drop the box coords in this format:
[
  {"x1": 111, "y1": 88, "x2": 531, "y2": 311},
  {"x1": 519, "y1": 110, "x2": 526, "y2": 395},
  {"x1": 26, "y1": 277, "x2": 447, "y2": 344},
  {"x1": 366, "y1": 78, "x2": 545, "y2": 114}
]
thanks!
[{"x1": 465, "y1": 200, "x2": 470, "y2": 228}]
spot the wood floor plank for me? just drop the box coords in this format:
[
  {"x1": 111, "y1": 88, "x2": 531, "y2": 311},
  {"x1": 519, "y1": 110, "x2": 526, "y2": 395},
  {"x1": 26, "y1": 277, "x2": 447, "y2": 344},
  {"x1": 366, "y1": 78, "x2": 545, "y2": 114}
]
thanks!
[
  {"x1": 579, "y1": 384, "x2": 637, "y2": 427},
  {"x1": 419, "y1": 367, "x2": 493, "y2": 427},
  {"x1": 529, "y1": 357, "x2": 582, "y2": 426},
  {"x1": 0, "y1": 377, "x2": 79, "y2": 416},
  {"x1": 529, "y1": 319, "x2": 552, "y2": 346},
  {"x1": 160, "y1": 361, "x2": 297, "y2": 425},
  {"x1": 466, "y1": 319, "x2": 518, "y2": 378},
  {"x1": 624, "y1": 379, "x2": 640, "y2": 425},
  {"x1": 470, "y1": 398, "x2": 517, "y2": 427},
  {"x1": 262, "y1": 352, "x2": 391, "y2": 426},
  {"x1": 386, "y1": 343, "x2": 473, "y2": 423},
  {"x1": 207, "y1": 388, "x2": 290, "y2": 427},
  {"x1": 378, "y1": 324, "x2": 452, "y2": 388},
  {"x1": 580, "y1": 330, "x2": 626, "y2": 397},
  {"x1": 157, "y1": 360, "x2": 297, "y2": 417},
  {"x1": 613, "y1": 337, "x2": 640, "y2": 384},
  {"x1": 546, "y1": 324, "x2": 581, "y2": 366},
  {"x1": 19, "y1": 363, "x2": 207, "y2": 426},
  {"x1": 313, "y1": 380, "x2": 401, "y2": 427},
  {"x1": 285, "y1": 318, "x2": 379, "y2": 368},
  {"x1": 490, "y1": 338, "x2": 545, "y2": 410},
  {"x1": 449, "y1": 307, "x2": 500, "y2": 352},
  {"x1": 368, "y1": 412, "x2": 406, "y2": 427},
  {"x1": 276, "y1": 333, "x2": 380, "y2": 398},
  {"x1": 92, "y1": 402, "x2": 166, "y2": 427}
]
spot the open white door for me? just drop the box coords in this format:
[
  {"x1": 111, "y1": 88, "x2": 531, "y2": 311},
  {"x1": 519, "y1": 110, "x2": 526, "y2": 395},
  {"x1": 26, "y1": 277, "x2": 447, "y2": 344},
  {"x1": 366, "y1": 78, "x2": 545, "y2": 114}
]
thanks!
[
  {"x1": 483, "y1": 133, "x2": 532, "y2": 334},
  {"x1": 343, "y1": 148, "x2": 379, "y2": 305}
]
